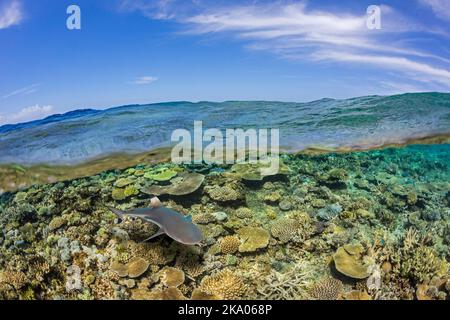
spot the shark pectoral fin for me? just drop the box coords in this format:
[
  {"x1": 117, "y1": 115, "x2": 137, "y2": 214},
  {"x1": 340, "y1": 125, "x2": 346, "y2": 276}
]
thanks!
[{"x1": 140, "y1": 229, "x2": 165, "y2": 243}]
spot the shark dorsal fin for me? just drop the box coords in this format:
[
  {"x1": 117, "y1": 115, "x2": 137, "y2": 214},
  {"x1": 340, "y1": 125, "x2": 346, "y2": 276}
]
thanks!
[{"x1": 150, "y1": 197, "x2": 162, "y2": 208}]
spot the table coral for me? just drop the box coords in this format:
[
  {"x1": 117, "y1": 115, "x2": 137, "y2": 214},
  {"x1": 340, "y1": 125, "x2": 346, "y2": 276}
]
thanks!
[
  {"x1": 333, "y1": 244, "x2": 371, "y2": 279},
  {"x1": 237, "y1": 227, "x2": 270, "y2": 253},
  {"x1": 160, "y1": 267, "x2": 185, "y2": 287}
]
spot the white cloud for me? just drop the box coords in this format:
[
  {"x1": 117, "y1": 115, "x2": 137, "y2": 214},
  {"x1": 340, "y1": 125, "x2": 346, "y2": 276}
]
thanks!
[
  {"x1": 0, "y1": 0, "x2": 23, "y2": 29},
  {"x1": 2, "y1": 83, "x2": 40, "y2": 99},
  {"x1": 131, "y1": 76, "x2": 159, "y2": 85},
  {"x1": 120, "y1": 1, "x2": 450, "y2": 90},
  {"x1": 311, "y1": 51, "x2": 450, "y2": 87},
  {"x1": 118, "y1": 0, "x2": 177, "y2": 20},
  {"x1": 181, "y1": 2, "x2": 450, "y2": 89},
  {"x1": 0, "y1": 105, "x2": 54, "y2": 125},
  {"x1": 419, "y1": 0, "x2": 450, "y2": 21}
]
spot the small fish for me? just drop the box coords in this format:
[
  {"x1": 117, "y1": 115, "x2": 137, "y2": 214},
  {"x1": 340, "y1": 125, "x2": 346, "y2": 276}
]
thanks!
[{"x1": 107, "y1": 197, "x2": 203, "y2": 245}]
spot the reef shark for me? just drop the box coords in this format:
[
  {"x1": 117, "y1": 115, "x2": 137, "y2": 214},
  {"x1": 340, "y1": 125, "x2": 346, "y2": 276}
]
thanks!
[{"x1": 108, "y1": 197, "x2": 203, "y2": 245}]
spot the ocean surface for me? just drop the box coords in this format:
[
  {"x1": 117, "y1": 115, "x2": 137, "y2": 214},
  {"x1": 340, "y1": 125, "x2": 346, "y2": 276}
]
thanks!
[{"x1": 0, "y1": 92, "x2": 449, "y2": 165}]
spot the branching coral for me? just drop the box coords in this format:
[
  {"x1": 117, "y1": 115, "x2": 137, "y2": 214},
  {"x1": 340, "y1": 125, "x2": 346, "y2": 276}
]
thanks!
[
  {"x1": 399, "y1": 246, "x2": 447, "y2": 283},
  {"x1": 0, "y1": 269, "x2": 27, "y2": 290},
  {"x1": 256, "y1": 263, "x2": 318, "y2": 300},
  {"x1": 220, "y1": 236, "x2": 241, "y2": 254}
]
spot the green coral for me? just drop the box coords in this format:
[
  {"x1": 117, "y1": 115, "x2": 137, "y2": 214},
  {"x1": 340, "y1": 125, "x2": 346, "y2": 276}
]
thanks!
[
  {"x1": 144, "y1": 168, "x2": 178, "y2": 181},
  {"x1": 112, "y1": 188, "x2": 127, "y2": 201},
  {"x1": 124, "y1": 185, "x2": 139, "y2": 197}
]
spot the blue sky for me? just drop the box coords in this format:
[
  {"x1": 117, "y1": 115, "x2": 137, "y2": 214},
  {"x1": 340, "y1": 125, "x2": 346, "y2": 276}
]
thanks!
[{"x1": 0, "y1": 0, "x2": 449, "y2": 125}]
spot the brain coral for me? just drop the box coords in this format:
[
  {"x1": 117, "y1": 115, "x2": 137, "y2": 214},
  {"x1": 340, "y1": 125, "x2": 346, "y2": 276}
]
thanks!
[
  {"x1": 220, "y1": 235, "x2": 241, "y2": 254},
  {"x1": 198, "y1": 269, "x2": 247, "y2": 300},
  {"x1": 309, "y1": 278, "x2": 343, "y2": 300}
]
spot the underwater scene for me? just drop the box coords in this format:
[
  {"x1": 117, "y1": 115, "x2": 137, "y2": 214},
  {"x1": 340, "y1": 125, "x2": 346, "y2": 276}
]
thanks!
[{"x1": 0, "y1": 93, "x2": 449, "y2": 301}]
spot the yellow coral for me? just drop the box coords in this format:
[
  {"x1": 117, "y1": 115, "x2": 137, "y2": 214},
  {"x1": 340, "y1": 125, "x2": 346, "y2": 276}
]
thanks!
[
  {"x1": 309, "y1": 278, "x2": 343, "y2": 300},
  {"x1": 270, "y1": 211, "x2": 313, "y2": 244},
  {"x1": 198, "y1": 269, "x2": 247, "y2": 300},
  {"x1": 270, "y1": 218, "x2": 300, "y2": 243},
  {"x1": 192, "y1": 213, "x2": 216, "y2": 224},
  {"x1": 220, "y1": 235, "x2": 241, "y2": 254},
  {"x1": 205, "y1": 184, "x2": 243, "y2": 202},
  {"x1": 160, "y1": 267, "x2": 185, "y2": 287},
  {"x1": 0, "y1": 270, "x2": 27, "y2": 290}
]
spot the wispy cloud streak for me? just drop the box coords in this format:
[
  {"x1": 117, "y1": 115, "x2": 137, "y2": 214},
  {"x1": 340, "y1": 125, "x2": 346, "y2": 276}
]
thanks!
[
  {"x1": 3, "y1": 83, "x2": 41, "y2": 99},
  {"x1": 119, "y1": 1, "x2": 450, "y2": 90},
  {"x1": 0, "y1": 0, "x2": 23, "y2": 29}
]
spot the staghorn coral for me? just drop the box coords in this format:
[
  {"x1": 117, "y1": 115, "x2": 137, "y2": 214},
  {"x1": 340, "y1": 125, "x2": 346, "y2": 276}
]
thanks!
[
  {"x1": 147, "y1": 287, "x2": 187, "y2": 300},
  {"x1": 197, "y1": 269, "x2": 247, "y2": 300},
  {"x1": 309, "y1": 278, "x2": 343, "y2": 300},
  {"x1": 342, "y1": 290, "x2": 371, "y2": 300},
  {"x1": 399, "y1": 246, "x2": 447, "y2": 283},
  {"x1": 256, "y1": 262, "x2": 318, "y2": 300},
  {"x1": 219, "y1": 235, "x2": 241, "y2": 254}
]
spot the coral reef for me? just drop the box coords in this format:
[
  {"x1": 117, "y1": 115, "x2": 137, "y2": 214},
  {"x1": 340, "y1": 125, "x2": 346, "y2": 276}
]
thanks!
[{"x1": 0, "y1": 144, "x2": 448, "y2": 300}]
